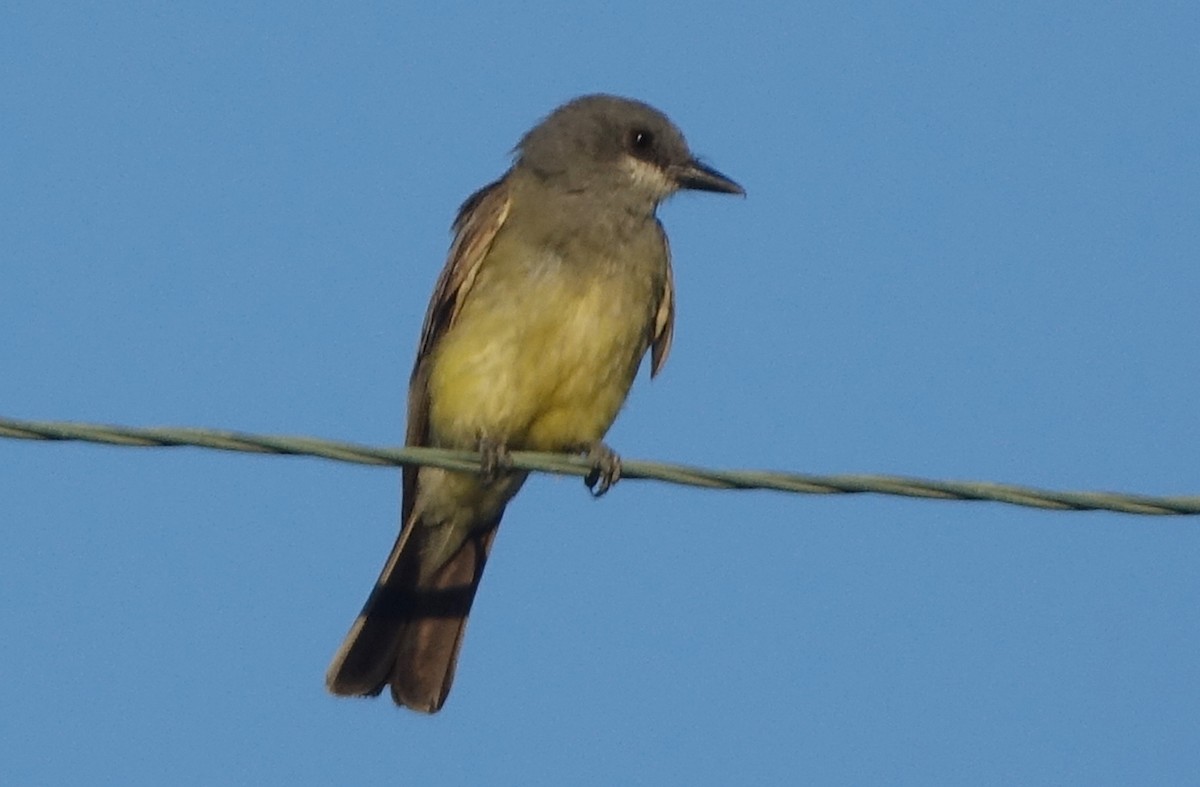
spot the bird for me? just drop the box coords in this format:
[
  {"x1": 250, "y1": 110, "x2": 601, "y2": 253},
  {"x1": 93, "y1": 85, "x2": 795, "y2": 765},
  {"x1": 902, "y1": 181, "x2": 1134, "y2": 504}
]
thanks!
[{"x1": 325, "y1": 94, "x2": 743, "y2": 712}]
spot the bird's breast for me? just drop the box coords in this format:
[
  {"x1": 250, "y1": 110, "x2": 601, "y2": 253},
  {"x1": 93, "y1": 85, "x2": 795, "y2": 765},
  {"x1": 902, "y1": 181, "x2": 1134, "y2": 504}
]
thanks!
[{"x1": 425, "y1": 235, "x2": 663, "y2": 452}]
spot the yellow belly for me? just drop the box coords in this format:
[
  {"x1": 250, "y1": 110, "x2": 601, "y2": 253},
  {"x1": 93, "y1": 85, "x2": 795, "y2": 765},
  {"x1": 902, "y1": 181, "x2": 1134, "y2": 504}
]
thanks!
[{"x1": 425, "y1": 245, "x2": 656, "y2": 453}]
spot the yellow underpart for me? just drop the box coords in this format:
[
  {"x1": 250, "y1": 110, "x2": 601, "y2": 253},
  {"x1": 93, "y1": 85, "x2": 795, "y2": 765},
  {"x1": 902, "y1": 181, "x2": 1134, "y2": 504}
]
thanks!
[{"x1": 426, "y1": 231, "x2": 657, "y2": 454}]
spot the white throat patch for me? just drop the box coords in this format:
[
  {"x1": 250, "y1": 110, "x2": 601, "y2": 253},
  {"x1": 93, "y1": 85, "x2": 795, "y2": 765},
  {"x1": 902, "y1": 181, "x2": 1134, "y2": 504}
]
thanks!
[{"x1": 621, "y1": 155, "x2": 676, "y2": 199}]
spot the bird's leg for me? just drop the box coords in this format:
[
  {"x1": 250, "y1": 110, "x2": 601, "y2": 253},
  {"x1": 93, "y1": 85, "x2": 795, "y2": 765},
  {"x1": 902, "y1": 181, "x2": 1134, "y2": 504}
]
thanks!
[
  {"x1": 477, "y1": 435, "x2": 512, "y2": 484},
  {"x1": 582, "y1": 441, "x2": 622, "y2": 498}
]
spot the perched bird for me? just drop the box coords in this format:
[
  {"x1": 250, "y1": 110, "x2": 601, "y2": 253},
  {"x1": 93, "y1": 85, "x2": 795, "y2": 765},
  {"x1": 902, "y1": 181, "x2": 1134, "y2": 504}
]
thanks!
[{"x1": 325, "y1": 94, "x2": 743, "y2": 712}]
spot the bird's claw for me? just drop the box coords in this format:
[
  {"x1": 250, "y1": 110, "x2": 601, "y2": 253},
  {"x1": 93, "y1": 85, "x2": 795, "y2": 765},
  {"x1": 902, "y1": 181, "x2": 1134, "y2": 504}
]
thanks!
[
  {"x1": 583, "y1": 442, "x2": 622, "y2": 498},
  {"x1": 477, "y1": 437, "x2": 512, "y2": 484}
]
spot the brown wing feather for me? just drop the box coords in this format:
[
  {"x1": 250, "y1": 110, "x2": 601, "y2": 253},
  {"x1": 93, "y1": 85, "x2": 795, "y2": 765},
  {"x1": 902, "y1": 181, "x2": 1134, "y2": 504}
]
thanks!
[
  {"x1": 650, "y1": 220, "x2": 675, "y2": 378},
  {"x1": 327, "y1": 175, "x2": 510, "y2": 702},
  {"x1": 402, "y1": 177, "x2": 512, "y2": 521}
]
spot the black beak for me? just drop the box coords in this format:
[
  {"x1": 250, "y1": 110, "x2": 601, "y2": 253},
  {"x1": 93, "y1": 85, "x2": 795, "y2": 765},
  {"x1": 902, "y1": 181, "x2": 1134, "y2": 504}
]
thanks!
[{"x1": 673, "y1": 159, "x2": 744, "y2": 195}]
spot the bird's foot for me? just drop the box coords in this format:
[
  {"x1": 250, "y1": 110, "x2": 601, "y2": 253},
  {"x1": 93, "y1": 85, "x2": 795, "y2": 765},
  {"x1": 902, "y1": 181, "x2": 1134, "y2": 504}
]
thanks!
[
  {"x1": 583, "y1": 442, "x2": 622, "y2": 498},
  {"x1": 477, "y1": 436, "x2": 512, "y2": 484}
]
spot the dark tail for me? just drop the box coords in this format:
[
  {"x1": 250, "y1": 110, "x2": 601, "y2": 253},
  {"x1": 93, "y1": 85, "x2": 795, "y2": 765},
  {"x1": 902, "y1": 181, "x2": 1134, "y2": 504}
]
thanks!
[{"x1": 325, "y1": 514, "x2": 501, "y2": 713}]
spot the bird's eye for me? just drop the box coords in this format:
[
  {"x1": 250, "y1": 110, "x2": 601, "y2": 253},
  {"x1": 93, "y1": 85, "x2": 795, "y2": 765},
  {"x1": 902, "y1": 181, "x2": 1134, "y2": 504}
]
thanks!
[{"x1": 629, "y1": 129, "x2": 655, "y2": 154}]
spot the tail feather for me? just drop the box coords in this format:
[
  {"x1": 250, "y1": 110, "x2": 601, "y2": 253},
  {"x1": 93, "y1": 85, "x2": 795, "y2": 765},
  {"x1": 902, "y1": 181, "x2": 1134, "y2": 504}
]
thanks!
[{"x1": 325, "y1": 515, "x2": 501, "y2": 713}]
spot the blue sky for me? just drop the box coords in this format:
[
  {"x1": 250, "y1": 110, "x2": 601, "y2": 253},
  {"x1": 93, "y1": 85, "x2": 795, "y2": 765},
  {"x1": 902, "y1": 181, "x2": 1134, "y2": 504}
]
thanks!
[{"x1": 3, "y1": 2, "x2": 1199, "y2": 784}]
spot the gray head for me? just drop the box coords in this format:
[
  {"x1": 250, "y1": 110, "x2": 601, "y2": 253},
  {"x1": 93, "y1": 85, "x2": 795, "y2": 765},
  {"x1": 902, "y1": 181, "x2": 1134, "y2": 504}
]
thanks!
[{"x1": 516, "y1": 94, "x2": 743, "y2": 203}]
